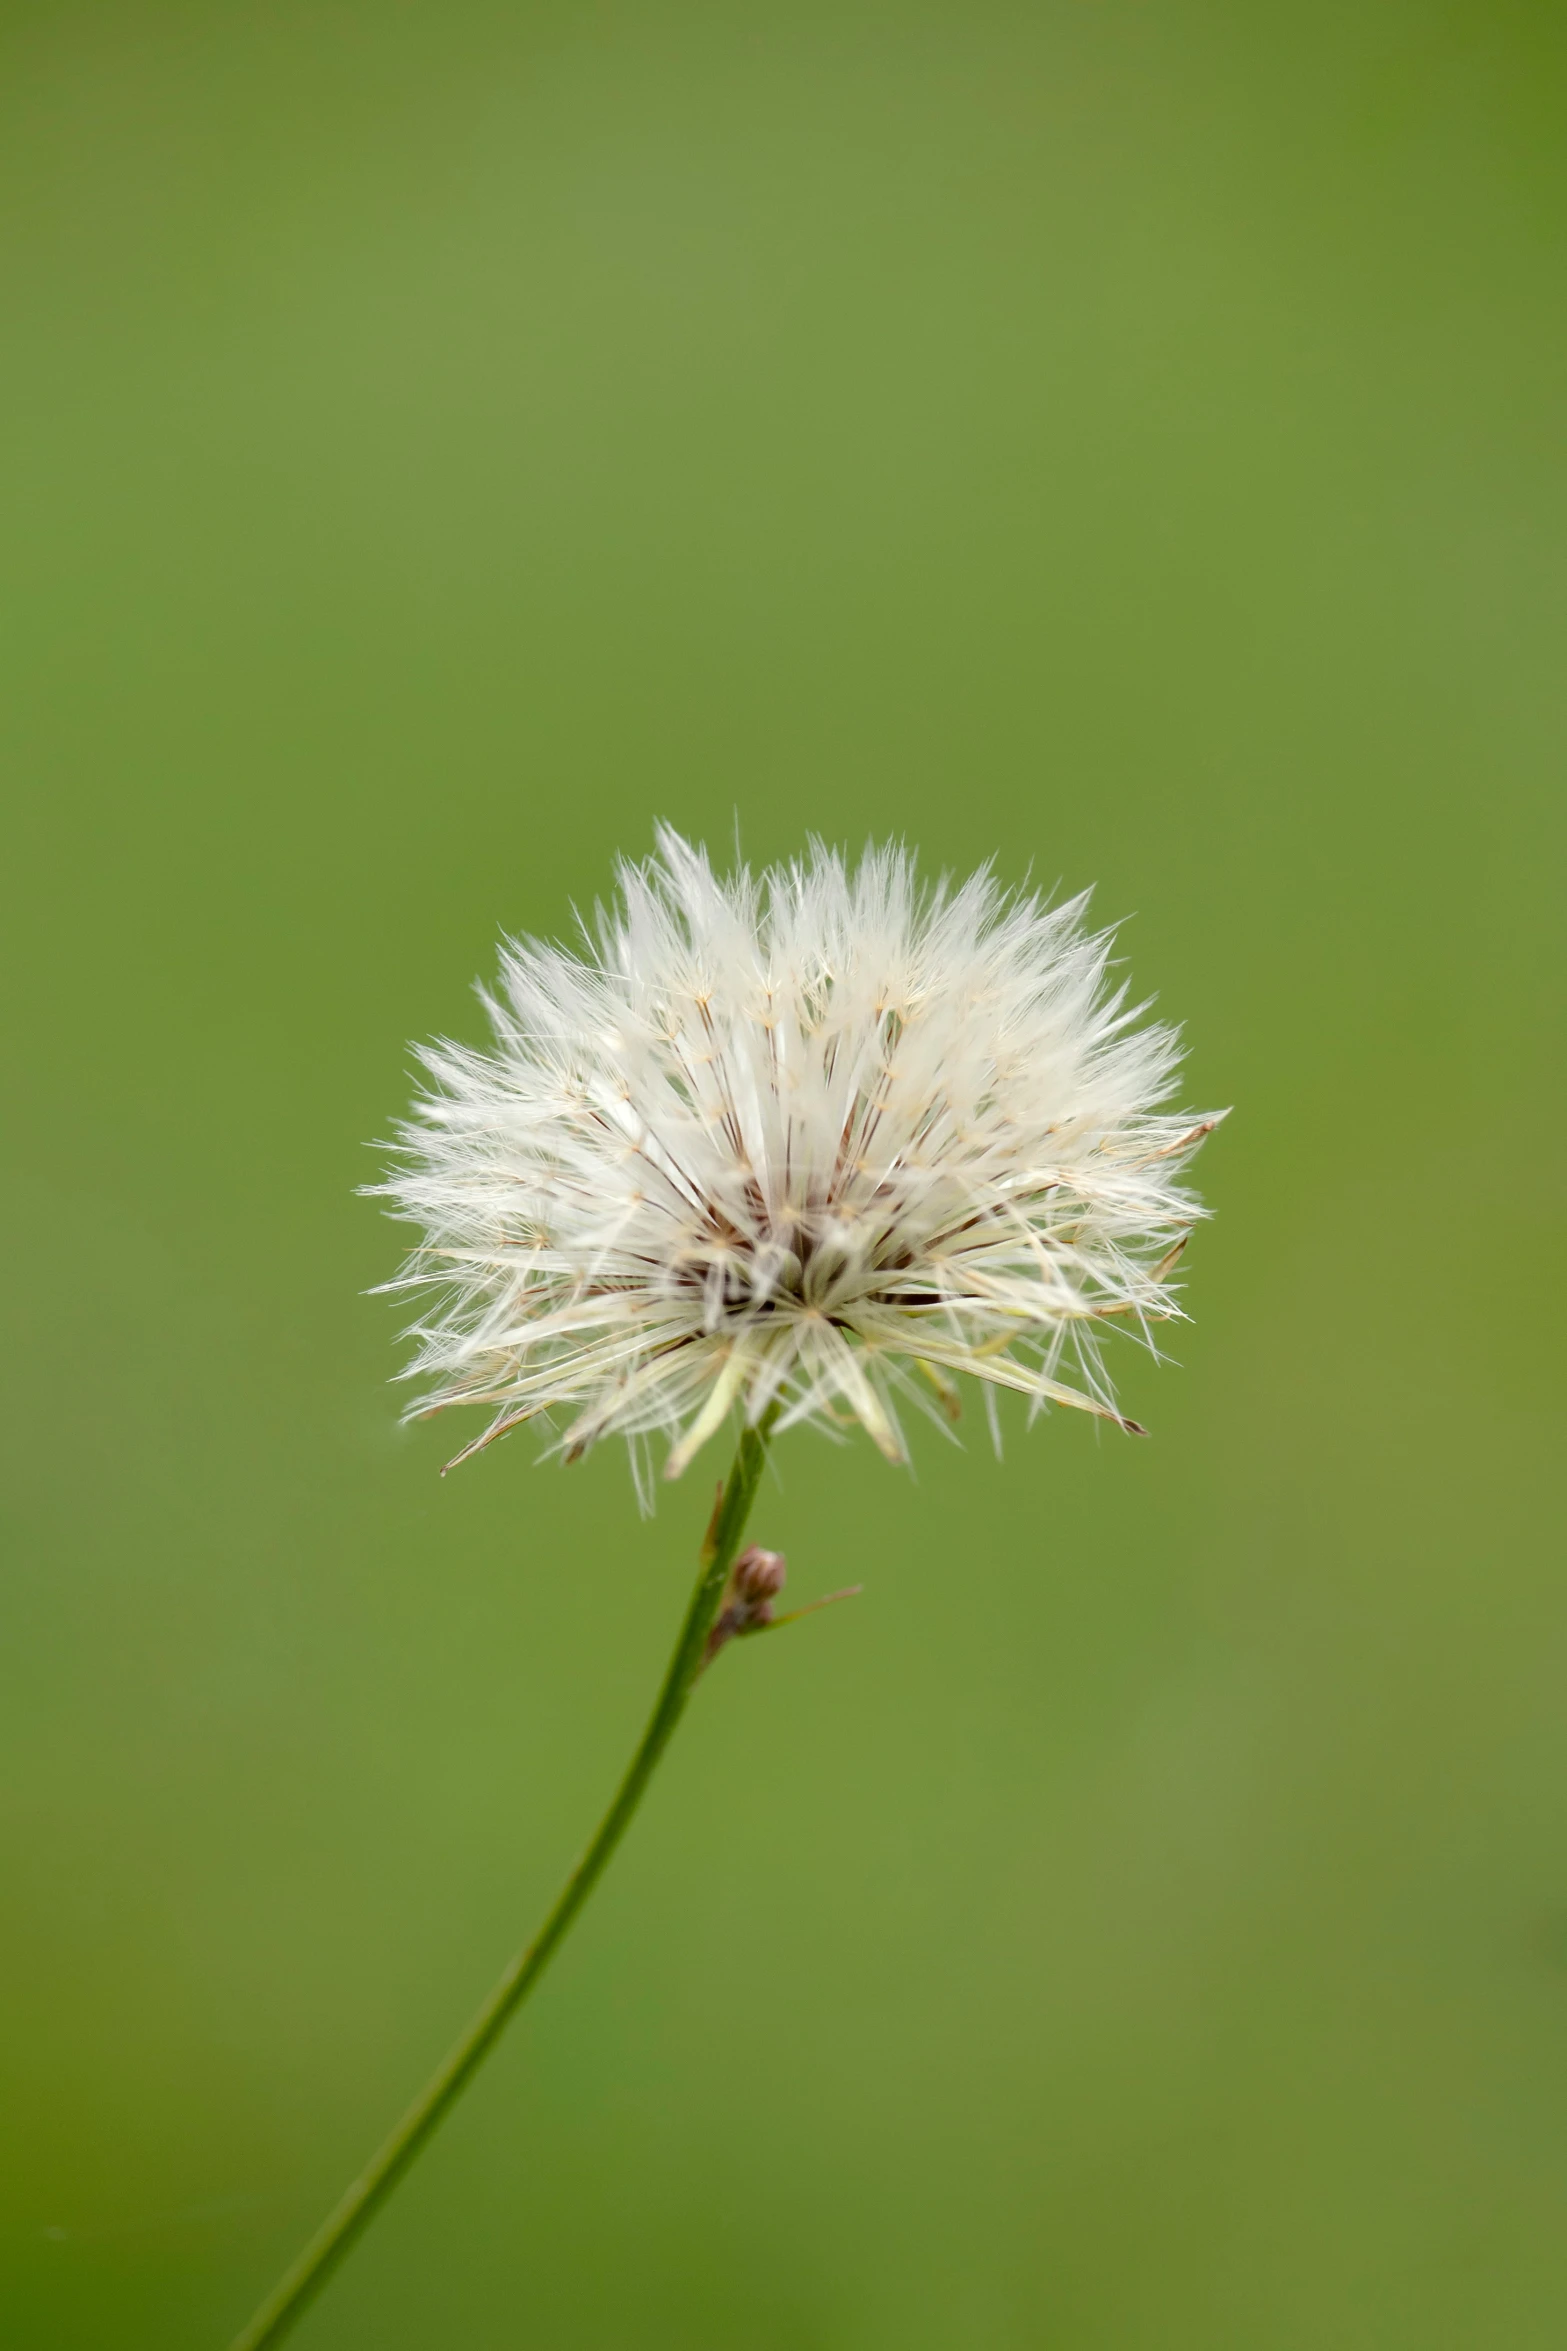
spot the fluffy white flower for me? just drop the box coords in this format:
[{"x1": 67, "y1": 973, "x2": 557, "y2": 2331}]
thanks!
[{"x1": 377, "y1": 829, "x2": 1220, "y2": 1496}]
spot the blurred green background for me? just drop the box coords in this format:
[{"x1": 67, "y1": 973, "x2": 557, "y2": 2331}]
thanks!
[{"x1": 3, "y1": 3, "x2": 1564, "y2": 2345}]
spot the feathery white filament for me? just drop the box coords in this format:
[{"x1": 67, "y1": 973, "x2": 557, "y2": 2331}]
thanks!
[{"x1": 376, "y1": 830, "x2": 1220, "y2": 1496}]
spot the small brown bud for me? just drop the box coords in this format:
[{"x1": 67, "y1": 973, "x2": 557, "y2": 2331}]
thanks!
[{"x1": 731, "y1": 1546, "x2": 787, "y2": 1606}]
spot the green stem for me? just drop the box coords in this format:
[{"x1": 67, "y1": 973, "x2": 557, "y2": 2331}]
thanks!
[{"x1": 230, "y1": 1417, "x2": 776, "y2": 2351}]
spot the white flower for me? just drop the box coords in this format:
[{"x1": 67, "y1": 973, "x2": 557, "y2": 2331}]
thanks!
[{"x1": 376, "y1": 829, "x2": 1221, "y2": 1496}]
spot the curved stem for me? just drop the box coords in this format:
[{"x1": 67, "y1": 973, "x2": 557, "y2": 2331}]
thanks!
[{"x1": 230, "y1": 1418, "x2": 775, "y2": 2351}]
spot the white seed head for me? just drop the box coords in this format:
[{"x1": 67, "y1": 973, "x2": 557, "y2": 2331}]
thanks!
[{"x1": 374, "y1": 829, "x2": 1221, "y2": 1496}]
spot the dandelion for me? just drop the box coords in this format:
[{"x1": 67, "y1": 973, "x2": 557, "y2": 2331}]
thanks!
[
  {"x1": 380, "y1": 828, "x2": 1218, "y2": 1494},
  {"x1": 232, "y1": 831, "x2": 1221, "y2": 2350}
]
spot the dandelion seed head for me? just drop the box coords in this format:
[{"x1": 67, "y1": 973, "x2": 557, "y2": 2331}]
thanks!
[{"x1": 374, "y1": 828, "x2": 1221, "y2": 1488}]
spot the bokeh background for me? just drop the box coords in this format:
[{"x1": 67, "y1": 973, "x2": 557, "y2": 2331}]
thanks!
[{"x1": 4, "y1": 3, "x2": 1564, "y2": 2345}]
